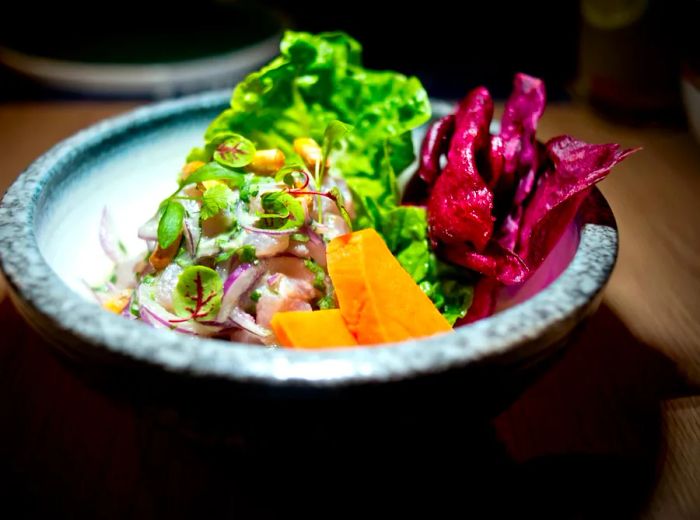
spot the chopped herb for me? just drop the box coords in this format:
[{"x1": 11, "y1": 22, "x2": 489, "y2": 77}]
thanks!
[
  {"x1": 215, "y1": 245, "x2": 257, "y2": 265},
  {"x1": 304, "y1": 259, "x2": 326, "y2": 291},
  {"x1": 291, "y1": 232, "x2": 309, "y2": 243},
  {"x1": 250, "y1": 290, "x2": 262, "y2": 302},
  {"x1": 238, "y1": 245, "x2": 257, "y2": 263},
  {"x1": 239, "y1": 177, "x2": 261, "y2": 203},
  {"x1": 130, "y1": 291, "x2": 140, "y2": 317},
  {"x1": 174, "y1": 246, "x2": 194, "y2": 268},
  {"x1": 317, "y1": 290, "x2": 337, "y2": 310},
  {"x1": 214, "y1": 225, "x2": 241, "y2": 247}
]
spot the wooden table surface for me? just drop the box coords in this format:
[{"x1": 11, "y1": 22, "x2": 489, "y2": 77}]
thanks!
[{"x1": 0, "y1": 101, "x2": 698, "y2": 518}]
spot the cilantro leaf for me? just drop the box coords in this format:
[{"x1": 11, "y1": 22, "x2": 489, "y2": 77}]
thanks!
[{"x1": 201, "y1": 184, "x2": 234, "y2": 221}]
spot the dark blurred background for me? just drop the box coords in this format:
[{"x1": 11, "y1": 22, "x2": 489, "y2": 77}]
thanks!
[{"x1": 0, "y1": 0, "x2": 697, "y2": 122}]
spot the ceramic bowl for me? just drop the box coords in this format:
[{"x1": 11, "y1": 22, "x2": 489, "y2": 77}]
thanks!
[{"x1": 0, "y1": 92, "x2": 617, "y2": 398}]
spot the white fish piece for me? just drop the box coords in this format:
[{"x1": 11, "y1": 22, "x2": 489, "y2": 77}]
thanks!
[{"x1": 155, "y1": 263, "x2": 183, "y2": 312}]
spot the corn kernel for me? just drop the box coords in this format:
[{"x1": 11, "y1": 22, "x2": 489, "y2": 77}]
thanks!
[
  {"x1": 200, "y1": 179, "x2": 226, "y2": 191},
  {"x1": 103, "y1": 289, "x2": 132, "y2": 314},
  {"x1": 246, "y1": 149, "x2": 286, "y2": 175},
  {"x1": 179, "y1": 160, "x2": 205, "y2": 182},
  {"x1": 294, "y1": 138, "x2": 322, "y2": 169}
]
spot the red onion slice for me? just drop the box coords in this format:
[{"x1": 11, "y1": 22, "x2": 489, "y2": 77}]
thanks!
[
  {"x1": 138, "y1": 215, "x2": 159, "y2": 241},
  {"x1": 305, "y1": 228, "x2": 327, "y2": 267},
  {"x1": 140, "y1": 303, "x2": 224, "y2": 336},
  {"x1": 240, "y1": 223, "x2": 299, "y2": 236},
  {"x1": 120, "y1": 296, "x2": 136, "y2": 319},
  {"x1": 229, "y1": 307, "x2": 272, "y2": 339},
  {"x1": 224, "y1": 263, "x2": 250, "y2": 292},
  {"x1": 217, "y1": 264, "x2": 263, "y2": 322},
  {"x1": 140, "y1": 305, "x2": 196, "y2": 335},
  {"x1": 307, "y1": 226, "x2": 323, "y2": 246},
  {"x1": 99, "y1": 208, "x2": 126, "y2": 263},
  {"x1": 181, "y1": 199, "x2": 201, "y2": 257},
  {"x1": 137, "y1": 285, "x2": 222, "y2": 336}
]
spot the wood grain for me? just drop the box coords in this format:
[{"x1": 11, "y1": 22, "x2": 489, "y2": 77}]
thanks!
[
  {"x1": 538, "y1": 106, "x2": 700, "y2": 388},
  {"x1": 643, "y1": 397, "x2": 700, "y2": 519}
]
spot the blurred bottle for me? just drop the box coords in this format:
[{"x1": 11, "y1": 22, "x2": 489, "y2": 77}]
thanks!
[{"x1": 574, "y1": 0, "x2": 683, "y2": 123}]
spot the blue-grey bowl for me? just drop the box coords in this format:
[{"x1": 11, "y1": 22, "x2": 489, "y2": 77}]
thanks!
[{"x1": 0, "y1": 92, "x2": 617, "y2": 400}]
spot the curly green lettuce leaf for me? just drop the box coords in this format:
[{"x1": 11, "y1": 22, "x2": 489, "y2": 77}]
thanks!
[
  {"x1": 188, "y1": 31, "x2": 469, "y2": 321},
  {"x1": 193, "y1": 31, "x2": 430, "y2": 191}
]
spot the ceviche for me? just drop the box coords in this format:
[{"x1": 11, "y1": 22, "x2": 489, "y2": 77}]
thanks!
[{"x1": 94, "y1": 31, "x2": 636, "y2": 348}]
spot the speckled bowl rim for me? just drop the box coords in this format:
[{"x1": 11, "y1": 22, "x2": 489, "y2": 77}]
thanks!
[{"x1": 0, "y1": 91, "x2": 617, "y2": 387}]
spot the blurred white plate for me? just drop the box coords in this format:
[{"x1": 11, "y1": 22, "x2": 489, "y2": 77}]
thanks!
[{"x1": 0, "y1": 33, "x2": 281, "y2": 98}]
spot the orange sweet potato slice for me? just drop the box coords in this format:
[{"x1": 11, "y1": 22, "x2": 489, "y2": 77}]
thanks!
[
  {"x1": 327, "y1": 228, "x2": 452, "y2": 344},
  {"x1": 270, "y1": 309, "x2": 358, "y2": 348}
]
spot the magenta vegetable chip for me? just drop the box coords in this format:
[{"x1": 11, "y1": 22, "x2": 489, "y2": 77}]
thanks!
[
  {"x1": 495, "y1": 73, "x2": 547, "y2": 251},
  {"x1": 403, "y1": 114, "x2": 455, "y2": 205},
  {"x1": 403, "y1": 73, "x2": 638, "y2": 323},
  {"x1": 517, "y1": 135, "x2": 639, "y2": 267},
  {"x1": 427, "y1": 87, "x2": 495, "y2": 250}
]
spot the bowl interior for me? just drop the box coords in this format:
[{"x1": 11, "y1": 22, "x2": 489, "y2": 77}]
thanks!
[
  {"x1": 38, "y1": 108, "x2": 217, "y2": 298},
  {"x1": 36, "y1": 101, "x2": 580, "y2": 311}
]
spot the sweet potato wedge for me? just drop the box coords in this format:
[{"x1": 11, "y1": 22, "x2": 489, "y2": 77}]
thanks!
[
  {"x1": 270, "y1": 309, "x2": 358, "y2": 348},
  {"x1": 327, "y1": 229, "x2": 452, "y2": 344}
]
